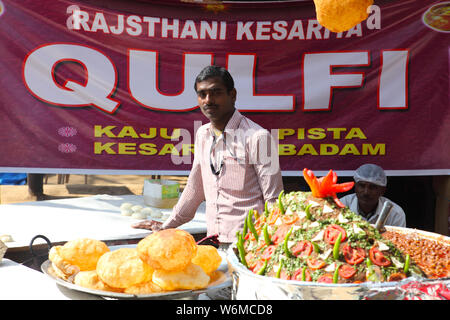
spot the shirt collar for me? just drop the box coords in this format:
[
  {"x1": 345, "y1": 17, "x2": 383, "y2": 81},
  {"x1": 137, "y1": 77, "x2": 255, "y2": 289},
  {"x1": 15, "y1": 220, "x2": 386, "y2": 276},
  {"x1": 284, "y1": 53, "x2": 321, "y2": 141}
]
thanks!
[{"x1": 208, "y1": 109, "x2": 243, "y2": 137}]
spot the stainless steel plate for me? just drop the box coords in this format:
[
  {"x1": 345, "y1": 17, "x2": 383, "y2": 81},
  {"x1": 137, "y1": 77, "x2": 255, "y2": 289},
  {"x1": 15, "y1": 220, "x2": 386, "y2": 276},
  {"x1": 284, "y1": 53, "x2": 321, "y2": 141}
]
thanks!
[
  {"x1": 42, "y1": 251, "x2": 231, "y2": 300},
  {"x1": 227, "y1": 226, "x2": 450, "y2": 300}
]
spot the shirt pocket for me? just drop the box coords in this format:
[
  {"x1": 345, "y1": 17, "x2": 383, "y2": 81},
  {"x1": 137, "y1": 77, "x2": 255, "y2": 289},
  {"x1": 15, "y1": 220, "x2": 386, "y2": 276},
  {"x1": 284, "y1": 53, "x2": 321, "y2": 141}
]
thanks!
[{"x1": 219, "y1": 155, "x2": 247, "y2": 191}]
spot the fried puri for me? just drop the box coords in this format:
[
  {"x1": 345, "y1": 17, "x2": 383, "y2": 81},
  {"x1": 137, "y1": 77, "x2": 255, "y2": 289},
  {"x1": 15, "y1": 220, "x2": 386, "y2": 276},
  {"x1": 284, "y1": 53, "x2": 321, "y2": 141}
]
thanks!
[
  {"x1": 313, "y1": 0, "x2": 374, "y2": 33},
  {"x1": 152, "y1": 263, "x2": 210, "y2": 291},
  {"x1": 96, "y1": 248, "x2": 153, "y2": 289},
  {"x1": 48, "y1": 245, "x2": 80, "y2": 280},
  {"x1": 59, "y1": 238, "x2": 110, "y2": 271},
  {"x1": 124, "y1": 280, "x2": 163, "y2": 295},
  {"x1": 74, "y1": 270, "x2": 123, "y2": 293},
  {"x1": 137, "y1": 229, "x2": 197, "y2": 271},
  {"x1": 191, "y1": 245, "x2": 222, "y2": 275}
]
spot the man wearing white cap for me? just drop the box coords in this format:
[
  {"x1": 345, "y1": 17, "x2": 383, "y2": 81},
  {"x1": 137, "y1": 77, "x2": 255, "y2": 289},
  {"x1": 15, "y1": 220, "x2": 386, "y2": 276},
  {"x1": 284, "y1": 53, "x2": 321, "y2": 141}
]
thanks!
[{"x1": 340, "y1": 164, "x2": 406, "y2": 227}]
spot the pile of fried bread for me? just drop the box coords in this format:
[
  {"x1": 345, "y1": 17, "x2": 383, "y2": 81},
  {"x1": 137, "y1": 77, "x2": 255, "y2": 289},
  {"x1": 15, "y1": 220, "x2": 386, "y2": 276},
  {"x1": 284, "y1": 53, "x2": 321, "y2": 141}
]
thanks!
[
  {"x1": 48, "y1": 229, "x2": 222, "y2": 294},
  {"x1": 313, "y1": 0, "x2": 374, "y2": 32}
]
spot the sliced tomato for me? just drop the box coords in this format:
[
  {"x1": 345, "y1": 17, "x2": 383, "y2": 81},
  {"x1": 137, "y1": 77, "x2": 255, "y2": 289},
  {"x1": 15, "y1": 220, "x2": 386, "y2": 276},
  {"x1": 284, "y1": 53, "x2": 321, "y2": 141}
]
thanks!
[
  {"x1": 292, "y1": 267, "x2": 312, "y2": 282},
  {"x1": 245, "y1": 252, "x2": 257, "y2": 270},
  {"x1": 324, "y1": 224, "x2": 347, "y2": 245},
  {"x1": 251, "y1": 260, "x2": 266, "y2": 274},
  {"x1": 338, "y1": 264, "x2": 357, "y2": 279},
  {"x1": 268, "y1": 208, "x2": 280, "y2": 225},
  {"x1": 369, "y1": 246, "x2": 391, "y2": 267},
  {"x1": 279, "y1": 270, "x2": 291, "y2": 280},
  {"x1": 388, "y1": 272, "x2": 407, "y2": 282},
  {"x1": 317, "y1": 274, "x2": 333, "y2": 283},
  {"x1": 306, "y1": 258, "x2": 326, "y2": 270},
  {"x1": 261, "y1": 245, "x2": 277, "y2": 261},
  {"x1": 342, "y1": 244, "x2": 366, "y2": 265},
  {"x1": 255, "y1": 215, "x2": 266, "y2": 229},
  {"x1": 256, "y1": 239, "x2": 267, "y2": 250},
  {"x1": 291, "y1": 240, "x2": 313, "y2": 258},
  {"x1": 271, "y1": 225, "x2": 289, "y2": 245},
  {"x1": 282, "y1": 214, "x2": 298, "y2": 225}
]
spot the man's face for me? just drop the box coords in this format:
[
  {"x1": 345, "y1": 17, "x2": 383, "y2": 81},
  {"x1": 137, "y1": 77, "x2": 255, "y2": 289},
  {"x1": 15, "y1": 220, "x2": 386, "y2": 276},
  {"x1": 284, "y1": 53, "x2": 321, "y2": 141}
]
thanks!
[
  {"x1": 354, "y1": 181, "x2": 386, "y2": 213},
  {"x1": 196, "y1": 77, "x2": 236, "y2": 125}
]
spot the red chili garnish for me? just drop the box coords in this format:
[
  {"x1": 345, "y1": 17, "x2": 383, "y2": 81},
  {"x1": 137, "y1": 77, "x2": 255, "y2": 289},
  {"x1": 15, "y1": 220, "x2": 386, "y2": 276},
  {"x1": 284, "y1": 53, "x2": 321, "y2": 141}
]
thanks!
[{"x1": 302, "y1": 168, "x2": 354, "y2": 208}]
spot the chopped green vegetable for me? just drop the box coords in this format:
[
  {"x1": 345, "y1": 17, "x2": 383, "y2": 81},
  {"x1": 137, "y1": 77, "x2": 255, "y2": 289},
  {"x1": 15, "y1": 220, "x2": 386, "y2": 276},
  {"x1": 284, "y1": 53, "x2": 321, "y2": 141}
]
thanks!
[
  {"x1": 278, "y1": 190, "x2": 285, "y2": 214},
  {"x1": 333, "y1": 232, "x2": 342, "y2": 260},
  {"x1": 247, "y1": 209, "x2": 259, "y2": 241}
]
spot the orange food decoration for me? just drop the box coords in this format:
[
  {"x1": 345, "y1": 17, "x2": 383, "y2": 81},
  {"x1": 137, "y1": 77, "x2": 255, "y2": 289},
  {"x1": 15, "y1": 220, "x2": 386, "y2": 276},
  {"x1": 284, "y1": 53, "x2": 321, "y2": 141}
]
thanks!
[
  {"x1": 313, "y1": 0, "x2": 374, "y2": 33},
  {"x1": 302, "y1": 168, "x2": 354, "y2": 208},
  {"x1": 137, "y1": 229, "x2": 197, "y2": 271}
]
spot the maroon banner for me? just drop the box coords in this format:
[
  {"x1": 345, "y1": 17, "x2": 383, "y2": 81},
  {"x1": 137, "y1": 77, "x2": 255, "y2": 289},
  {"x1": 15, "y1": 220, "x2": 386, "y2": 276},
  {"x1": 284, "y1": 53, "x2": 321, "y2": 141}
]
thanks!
[{"x1": 0, "y1": 0, "x2": 448, "y2": 176}]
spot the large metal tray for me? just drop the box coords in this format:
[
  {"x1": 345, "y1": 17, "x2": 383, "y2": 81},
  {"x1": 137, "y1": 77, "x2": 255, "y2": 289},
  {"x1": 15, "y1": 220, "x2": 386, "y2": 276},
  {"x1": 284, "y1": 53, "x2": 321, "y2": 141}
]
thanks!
[
  {"x1": 42, "y1": 251, "x2": 231, "y2": 300},
  {"x1": 227, "y1": 226, "x2": 450, "y2": 300}
]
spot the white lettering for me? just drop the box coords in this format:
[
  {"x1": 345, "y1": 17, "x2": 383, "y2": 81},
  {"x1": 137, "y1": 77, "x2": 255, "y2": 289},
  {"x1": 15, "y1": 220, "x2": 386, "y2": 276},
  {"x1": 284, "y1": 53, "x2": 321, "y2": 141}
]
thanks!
[
  {"x1": 23, "y1": 44, "x2": 119, "y2": 113},
  {"x1": 303, "y1": 52, "x2": 369, "y2": 110},
  {"x1": 180, "y1": 20, "x2": 198, "y2": 39},
  {"x1": 109, "y1": 14, "x2": 124, "y2": 34},
  {"x1": 161, "y1": 18, "x2": 179, "y2": 38},
  {"x1": 272, "y1": 20, "x2": 288, "y2": 40},
  {"x1": 255, "y1": 21, "x2": 272, "y2": 40},
  {"x1": 287, "y1": 20, "x2": 305, "y2": 40},
  {"x1": 227, "y1": 54, "x2": 295, "y2": 111},
  {"x1": 379, "y1": 50, "x2": 408, "y2": 109},
  {"x1": 91, "y1": 12, "x2": 109, "y2": 33},
  {"x1": 366, "y1": 5, "x2": 381, "y2": 30},
  {"x1": 128, "y1": 50, "x2": 213, "y2": 111},
  {"x1": 126, "y1": 15, "x2": 143, "y2": 36},
  {"x1": 142, "y1": 17, "x2": 160, "y2": 37},
  {"x1": 236, "y1": 21, "x2": 254, "y2": 40}
]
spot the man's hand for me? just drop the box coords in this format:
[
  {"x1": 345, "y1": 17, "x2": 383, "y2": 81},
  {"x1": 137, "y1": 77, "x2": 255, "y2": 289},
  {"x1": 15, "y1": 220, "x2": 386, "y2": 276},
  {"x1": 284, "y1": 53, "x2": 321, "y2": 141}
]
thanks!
[{"x1": 131, "y1": 219, "x2": 163, "y2": 231}]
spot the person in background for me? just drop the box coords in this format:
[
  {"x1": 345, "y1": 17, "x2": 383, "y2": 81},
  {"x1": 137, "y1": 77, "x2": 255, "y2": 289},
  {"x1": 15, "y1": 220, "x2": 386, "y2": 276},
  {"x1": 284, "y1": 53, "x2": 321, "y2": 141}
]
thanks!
[
  {"x1": 133, "y1": 65, "x2": 284, "y2": 247},
  {"x1": 340, "y1": 164, "x2": 406, "y2": 227},
  {"x1": 27, "y1": 173, "x2": 46, "y2": 201}
]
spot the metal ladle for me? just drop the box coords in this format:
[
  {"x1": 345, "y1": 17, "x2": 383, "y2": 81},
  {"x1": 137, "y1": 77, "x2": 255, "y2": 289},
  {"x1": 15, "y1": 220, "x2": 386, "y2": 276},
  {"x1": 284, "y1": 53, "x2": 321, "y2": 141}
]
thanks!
[{"x1": 374, "y1": 201, "x2": 393, "y2": 232}]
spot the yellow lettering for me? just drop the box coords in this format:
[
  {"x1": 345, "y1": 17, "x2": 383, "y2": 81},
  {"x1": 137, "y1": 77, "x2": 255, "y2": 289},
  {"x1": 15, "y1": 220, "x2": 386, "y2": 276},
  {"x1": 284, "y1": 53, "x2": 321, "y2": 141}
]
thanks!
[
  {"x1": 320, "y1": 144, "x2": 339, "y2": 155},
  {"x1": 297, "y1": 128, "x2": 305, "y2": 140},
  {"x1": 160, "y1": 128, "x2": 181, "y2": 140},
  {"x1": 339, "y1": 144, "x2": 360, "y2": 155},
  {"x1": 297, "y1": 144, "x2": 318, "y2": 155},
  {"x1": 362, "y1": 143, "x2": 385, "y2": 155},
  {"x1": 140, "y1": 128, "x2": 157, "y2": 139},
  {"x1": 182, "y1": 144, "x2": 195, "y2": 156},
  {"x1": 94, "y1": 125, "x2": 116, "y2": 138},
  {"x1": 118, "y1": 143, "x2": 136, "y2": 154},
  {"x1": 94, "y1": 142, "x2": 116, "y2": 154},
  {"x1": 327, "y1": 128, "x2": 346, "y2": 139},
  {"x1": 307, "y1": 128, "x2": 326, "y2": 140},
  {"x1": 278, "y1": 128, "x2": 295, "y2": 140},
  {"x1": 158, "y1": 144, "x2": 179, "y2": 156},
  {"x1": 345, "y1": 128, "x2": 367, "y2": 140},
  {"x1": 117, "y1": 126, "x2": 139, "y2": 138},
  {"x1": 279, "y1": 144, "x2": 296, "y2": 155},
  {"x1": 139, "y1": 143, "x2": 158, "y2": 155}
]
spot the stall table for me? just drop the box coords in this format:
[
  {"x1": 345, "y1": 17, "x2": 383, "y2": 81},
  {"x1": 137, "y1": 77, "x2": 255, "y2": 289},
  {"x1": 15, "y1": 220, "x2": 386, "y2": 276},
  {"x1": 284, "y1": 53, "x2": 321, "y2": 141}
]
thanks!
[
  {"x1": 0, "y1": 258, "x2": 102, "y2": 299},
  {"x1": 0, "y1": 194, "x2": 207, "y2": 265}
]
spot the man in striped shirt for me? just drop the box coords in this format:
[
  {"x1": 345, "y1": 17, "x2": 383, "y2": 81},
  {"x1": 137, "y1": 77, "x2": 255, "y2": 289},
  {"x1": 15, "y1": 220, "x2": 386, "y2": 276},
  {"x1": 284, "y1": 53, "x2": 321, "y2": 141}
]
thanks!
[{"x1": 133, "y1": 66, "x2": 283, "y2": 246}]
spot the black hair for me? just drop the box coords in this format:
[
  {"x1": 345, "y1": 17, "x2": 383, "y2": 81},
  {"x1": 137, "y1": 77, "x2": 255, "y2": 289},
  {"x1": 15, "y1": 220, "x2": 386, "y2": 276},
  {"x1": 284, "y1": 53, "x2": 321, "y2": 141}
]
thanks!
[{"x1": 194, "y1": 65, "x2": 235, "y2": 92}]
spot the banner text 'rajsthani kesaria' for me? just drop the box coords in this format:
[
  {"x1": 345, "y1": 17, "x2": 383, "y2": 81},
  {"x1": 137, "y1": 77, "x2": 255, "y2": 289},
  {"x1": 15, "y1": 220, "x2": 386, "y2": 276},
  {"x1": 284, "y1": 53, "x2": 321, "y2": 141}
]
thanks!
[{"x1": 0, "y1": 0, "x2": 448, "y2": 176}]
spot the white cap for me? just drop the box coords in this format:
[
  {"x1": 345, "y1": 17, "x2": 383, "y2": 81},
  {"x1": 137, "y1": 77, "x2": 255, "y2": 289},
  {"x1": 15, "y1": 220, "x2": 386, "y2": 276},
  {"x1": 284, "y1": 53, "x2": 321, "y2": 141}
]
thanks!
[{"x1": 353, "y1": 164, "x2": 387, "y2": 187}]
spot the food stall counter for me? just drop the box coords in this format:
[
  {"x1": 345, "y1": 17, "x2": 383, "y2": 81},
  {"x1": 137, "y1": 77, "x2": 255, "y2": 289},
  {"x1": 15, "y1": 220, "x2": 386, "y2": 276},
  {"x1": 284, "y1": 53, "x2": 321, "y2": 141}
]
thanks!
[{"x1": 0, "y1": 194, "x2": 206, "y2": 254}]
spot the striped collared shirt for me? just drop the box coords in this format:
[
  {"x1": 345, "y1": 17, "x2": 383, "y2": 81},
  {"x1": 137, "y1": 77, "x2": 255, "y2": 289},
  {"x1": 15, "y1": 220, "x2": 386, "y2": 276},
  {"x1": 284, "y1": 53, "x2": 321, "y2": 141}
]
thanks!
[{"x1": 162, "y1": 110, "x2": 284, "y2": 243}]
